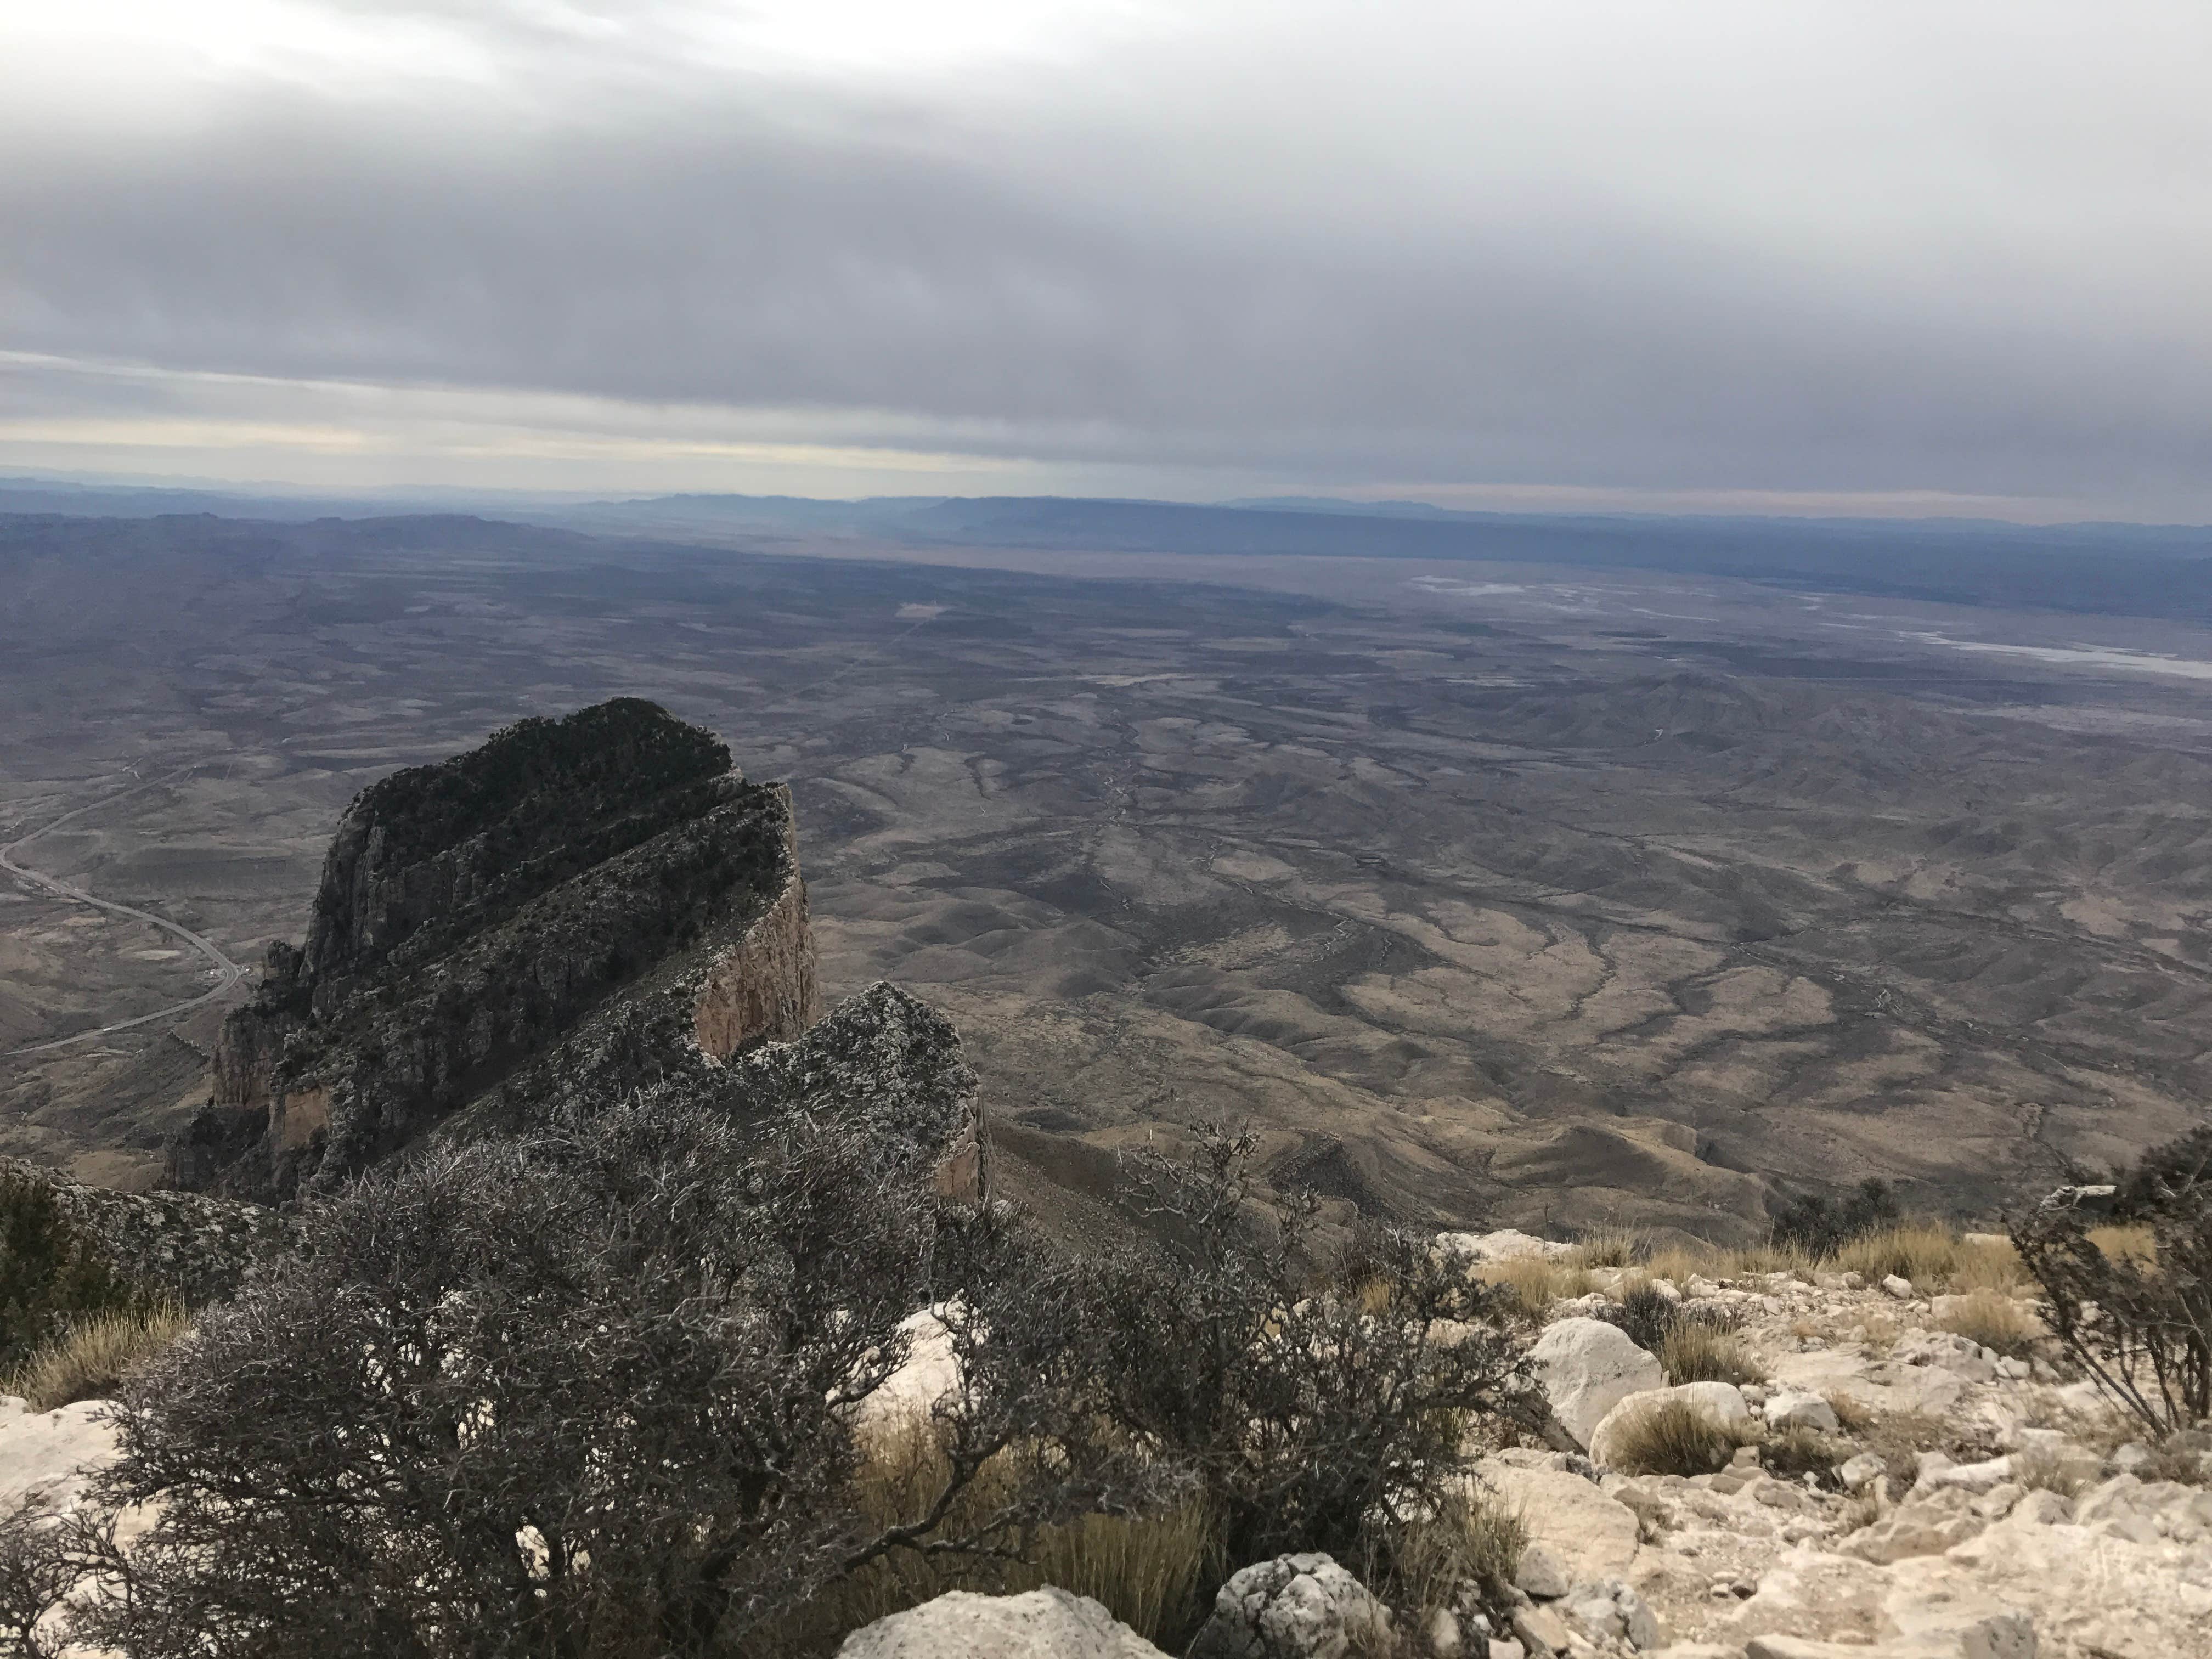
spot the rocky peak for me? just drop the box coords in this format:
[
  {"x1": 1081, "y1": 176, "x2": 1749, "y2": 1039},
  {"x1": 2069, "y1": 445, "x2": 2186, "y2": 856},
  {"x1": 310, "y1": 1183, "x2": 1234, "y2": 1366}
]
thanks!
[{"x1": 182, "y1": 699, "x2": 832, "y2": 1198}]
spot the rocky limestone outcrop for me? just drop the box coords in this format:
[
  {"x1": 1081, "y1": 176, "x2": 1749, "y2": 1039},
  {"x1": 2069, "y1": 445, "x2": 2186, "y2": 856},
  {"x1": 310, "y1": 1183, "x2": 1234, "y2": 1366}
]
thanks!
[
  {"x1": 837, "y1": 1588, "x2": 1168, "y2": 1658},
  {"x1": 1, "y1": 1156, "x2": 290, "y2": 1308},
  {"x1": 177, "y1": 699, "x2": 826, "y2": 1197},
  {"x1": 1464, "y1": 1243, "x2": 2212, "y2": 1659}
]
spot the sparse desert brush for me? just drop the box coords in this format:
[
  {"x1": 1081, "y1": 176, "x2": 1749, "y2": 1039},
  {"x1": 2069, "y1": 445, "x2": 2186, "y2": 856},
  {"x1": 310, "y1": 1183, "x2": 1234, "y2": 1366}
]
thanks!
[
  {"x1": 1835, "y1": 1223, "x2": 1964, "y2": 1289},
  {"x1": 3, "y1": 1302, "x2": 187, "y2": 1411},
  {"x1": 1949, "y1": 1237, "x2": 2028, "y2": 1293},
  {"x1": 2012, "y1": 1126, "x2": 2210, "y2": 1435},
  {"x1": 1824, "y1": 1391, "x2": 1877, "y2": 1434},
  {"x1": 1601, "y1": 1397, "x2": 1757, "y2": 1477},
  {"x1": 1567, "y1": 1227, "x2": 1645, "y2": 1269},
  {"x1": 1658, "y1": 1320, "x2": 1762, "y2": 1386},
  {"x1": 1759, "y1": 1425, "x2": 1846, "y2": 1482},
  {"x1": 2011, "y1": 1445, "x2": 2091, "y2": 1498},
  {"x1": 1934, "y1": 1290, "x2": 2040, "y2": 1358},
  {"x1": 1477, "y1": 1256, "x2": 1593, "y2": 1320},
  {"x1": 1376, "y1": 1487, "x2": 1526, "y2": 1637}
]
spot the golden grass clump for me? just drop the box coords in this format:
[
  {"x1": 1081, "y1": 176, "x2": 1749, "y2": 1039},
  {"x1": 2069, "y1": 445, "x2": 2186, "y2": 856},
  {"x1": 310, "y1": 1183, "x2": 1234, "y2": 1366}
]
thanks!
[
  {"x1": 1382, "y1": 1487, "x2": 1526, "y2": 1632},
  {"x1": 3, "y1": 1302, "x2": 188, "y2": 1412},
  {"x1": 1658, "y1": 1321, "x2": 1763, "y2": 1386},
  {"x1": 1947, "y1": 1237, "x2": 2028, "y2": 1293},
  {"x1": 1933, "y1": 1290, "x2": 2041, "y2": 1358},
  {"x1": 1834, "y1": 1223, "x2": 1965, "y2": 1289},
  {"x1": 1566, "y1": 1228, "x2": 1645, "y2": 1269},
  {"x1": 759, "y1": 1413, "x2": 1218, "y2": 1655},
  {"x1": 2087, "y1": 1223, "x2": 2157, "y2": 1267},
  {"x1": 1475, "y1": 1257, "x2": 1595, "y2": 1321},
  {"x1": 1601, "y1": 1398, "x2": 1757, "y2": 1477}
]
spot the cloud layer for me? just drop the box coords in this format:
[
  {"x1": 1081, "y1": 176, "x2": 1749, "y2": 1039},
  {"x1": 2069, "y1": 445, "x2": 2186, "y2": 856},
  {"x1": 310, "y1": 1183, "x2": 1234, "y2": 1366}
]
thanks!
[{"x1": 4, "y1": 2, "x2": 2209, "y2": 514}]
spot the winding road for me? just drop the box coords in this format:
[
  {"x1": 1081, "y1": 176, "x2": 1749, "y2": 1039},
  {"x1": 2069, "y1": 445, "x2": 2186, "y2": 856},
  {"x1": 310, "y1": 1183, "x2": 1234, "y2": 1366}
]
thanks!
[{"x1": 1, "y1": 770, "x2": 249, "y2": 1058}]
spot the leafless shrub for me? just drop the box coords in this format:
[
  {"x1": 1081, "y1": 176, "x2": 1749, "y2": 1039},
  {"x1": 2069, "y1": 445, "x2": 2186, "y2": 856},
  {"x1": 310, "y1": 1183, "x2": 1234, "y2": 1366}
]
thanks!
[
  {"x1": 2011, "y1": 1128, "x2": 2212, "y2": 1436},
  {"x1": 1091, "y1": 1127, "x2": 1544, "y2": 1583},
  {"x1": 67, "y1": 1101, "x2": 1148, "y2": 1658}
]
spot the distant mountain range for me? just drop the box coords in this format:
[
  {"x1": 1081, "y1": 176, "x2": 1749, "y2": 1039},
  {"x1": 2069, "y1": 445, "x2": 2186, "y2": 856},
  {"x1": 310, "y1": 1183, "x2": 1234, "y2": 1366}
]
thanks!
[{"x1": 8, "y1": 476, "x2": 2212, "y2": 620}]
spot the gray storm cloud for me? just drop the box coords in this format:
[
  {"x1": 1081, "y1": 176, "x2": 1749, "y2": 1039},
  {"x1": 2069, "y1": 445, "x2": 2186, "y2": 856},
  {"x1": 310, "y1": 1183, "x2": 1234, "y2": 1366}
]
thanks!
[{"x1": 2, "y1": 1, "x2": 2209, "y2": 511}]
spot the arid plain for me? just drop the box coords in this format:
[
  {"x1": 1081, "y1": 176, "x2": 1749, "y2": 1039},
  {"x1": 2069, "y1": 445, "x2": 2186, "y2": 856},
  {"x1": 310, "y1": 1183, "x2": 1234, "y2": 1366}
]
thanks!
[{"x1": 5, "y1": 511, "x2": 2212, "y2": 1240}]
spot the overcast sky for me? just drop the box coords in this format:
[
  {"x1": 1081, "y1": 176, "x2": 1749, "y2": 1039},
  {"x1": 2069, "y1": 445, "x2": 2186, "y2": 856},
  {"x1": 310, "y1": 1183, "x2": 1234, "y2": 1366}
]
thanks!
[{"x1": 3, "y1": 2, "x2": 2208, "y2": 517}]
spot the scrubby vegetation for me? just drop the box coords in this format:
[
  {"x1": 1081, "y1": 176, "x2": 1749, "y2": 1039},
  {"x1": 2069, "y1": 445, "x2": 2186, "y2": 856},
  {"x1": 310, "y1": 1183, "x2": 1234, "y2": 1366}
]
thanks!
[
  {"x1": 1769, "y1": 1178, "x2": 1900, "y2": 1256},
  {"x1": 2012, "y1": 1126, "x2": 2212, "y2": 1436},
  {"x1": 18, "y1": 1119, "x2": 1538, "y2": 1657}
]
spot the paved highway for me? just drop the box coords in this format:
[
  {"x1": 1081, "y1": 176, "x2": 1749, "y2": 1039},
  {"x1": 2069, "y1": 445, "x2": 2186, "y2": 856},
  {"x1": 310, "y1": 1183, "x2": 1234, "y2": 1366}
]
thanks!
[{"x1": 1, "y1": 771, "x2": 249, "y2": 1057}]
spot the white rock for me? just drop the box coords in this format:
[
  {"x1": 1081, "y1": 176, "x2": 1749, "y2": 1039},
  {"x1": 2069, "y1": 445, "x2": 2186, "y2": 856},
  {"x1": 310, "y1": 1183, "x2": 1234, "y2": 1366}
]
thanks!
[
  {"x1": 0, "y1": 1398, "x2": 121, "y2": 1514},
  {"x1": 1419, "y1": 1605, "x2": 1463, "y2": 1658},
  {"x1": 1475, "y1": 1461, "x2": 1641, "y2": 1586},
  {"x1": 1189, "y1": 1553, "x2": 1392, "y2": 1659},
  {"x1": 1920, "y1": 1455, "x2": 2016, "y2": 1496},
  {"x1": 1760, "y1": 1390, "x2": 1839, "y2": 1434},
  {"x1": 1530, "y1": 1318, "x2": 1666, "y2": 1448},
  {"x1": 1881, "y1": 1274, "x2": 1914, "y2": 1300},
  {"x1": 837, "y1": 1588, "x2": 1169, "y2": 1658},
  {"x1": 1561, "y1": 1578, "x2": 1662, "y2": 1650},
  {"x1": 1588, "y1": 1383, "x2": 1748, "y2": 1469},
  {"x1": 851, "y1": 1307, "x2": 965, "y2": 1443},
  {"x1": 1838, "y1": 1453, "x2": 1888, "y2": 1492},
  {"x1": 1515, "y1": 1543, "x2": 1572, "y2": 1600},
  {"x1": 1436, "y1": 1230, "x2": 1576, "y2": 1266},
  {"x1": 1487, "y1": 1641, "x2": 1524, "y2": 1659}
]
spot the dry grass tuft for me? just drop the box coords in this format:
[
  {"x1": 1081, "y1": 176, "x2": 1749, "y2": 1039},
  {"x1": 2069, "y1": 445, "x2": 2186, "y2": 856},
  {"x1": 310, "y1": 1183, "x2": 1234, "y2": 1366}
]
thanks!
[
  {"x1": 1382, "y1": 1487, "x2": 1526, "y2": 1630},
  {"x1": 2087, "y1": 1223, "x2": 2157, "y2": 1267},
  {"x1": 1934, "y1": 1290, "x2": 2041, "y2": 1358},
  {"x1": 1601, "y1": 1398, "x2": 1757, "y2": 1477},
  {"x1": 1657, "y1": 1321, "x2": 1763, "y2": 1386},
  {"x1": 1760, "y1": 1425, "x2": 1847, "y2": 1482},
  {"x1": 2011, "y1": 1446, "x2": 2091, "y2": 1497},
  {"x1": 760, "y1": 1413, "x2": 1218, "y2": 1655},
  {"x1": 1824, "y1": 1391, "x2": 1877, "y2": 1434},
  {"x1": 1948, "y1": 1238, "x2": 2028, "y2": 1293},
  {"x1": 1567, "y1": 1228, "x2": 1646, "y2": 1269},
  {"x1": 3, "y1": 1302, "x2": 188, "y2": 1411},
  {"x1": 1835, "y1": 1223, "x2": 1964, "y2": 1289},
  {"x1": 1475, "y1": 1257, "x2": 1594, "y2": 1321}
]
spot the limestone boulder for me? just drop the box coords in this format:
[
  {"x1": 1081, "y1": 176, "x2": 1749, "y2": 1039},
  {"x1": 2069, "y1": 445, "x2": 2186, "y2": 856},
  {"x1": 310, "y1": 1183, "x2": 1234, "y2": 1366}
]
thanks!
[
  {"x1": 0, "y1": 1397, "x2": 121, "y2": 1514},
  {"x1": 1435, "y1": 1230, "x2": 1576, "y2": 1267},
  {"x1": 838, "y1": 1588, "x2": 1168, "y2": 1658},
  {"x1": 1189, "y1": 1554, "x2": 1392, "y2": 1659},
  {"x1": 1761, "y1": 1389, "x2": 1840, "y2": 1434},
  {"x1": 1475, "y1": 1460, "x2": 1640, "y2": 1585},
  {"x1": 1530, "y1": 1318, "x2": 1664, "y2": 1448}
]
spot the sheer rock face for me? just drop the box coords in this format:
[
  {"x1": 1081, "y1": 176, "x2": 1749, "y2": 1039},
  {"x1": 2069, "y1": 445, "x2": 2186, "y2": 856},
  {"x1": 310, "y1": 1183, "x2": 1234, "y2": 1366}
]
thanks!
[{"x1": 180, "y1": 699, "x2": 828, "y2": 1198}]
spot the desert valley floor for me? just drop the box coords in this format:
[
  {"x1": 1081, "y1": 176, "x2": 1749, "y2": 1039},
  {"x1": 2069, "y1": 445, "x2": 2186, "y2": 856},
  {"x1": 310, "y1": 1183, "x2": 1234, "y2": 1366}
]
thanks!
[{"x1": 7, "y1": 513, "x2": 2212, "y2": 1237}]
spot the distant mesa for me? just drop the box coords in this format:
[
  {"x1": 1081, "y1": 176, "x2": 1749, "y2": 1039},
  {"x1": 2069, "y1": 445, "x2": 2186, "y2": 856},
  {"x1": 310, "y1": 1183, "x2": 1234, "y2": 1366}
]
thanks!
[{"x1": 172, "y1": 698, "x2": 981, "y2": 1204}]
